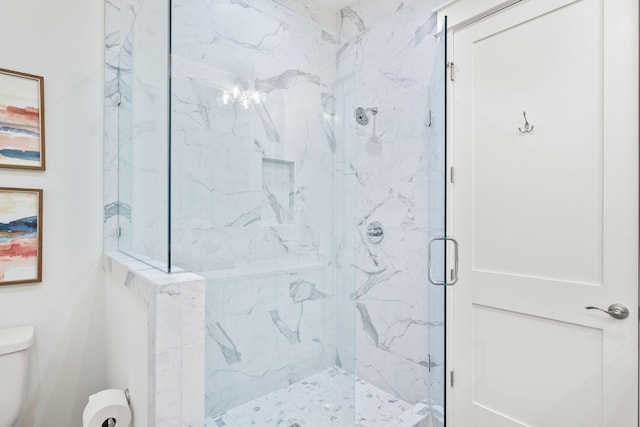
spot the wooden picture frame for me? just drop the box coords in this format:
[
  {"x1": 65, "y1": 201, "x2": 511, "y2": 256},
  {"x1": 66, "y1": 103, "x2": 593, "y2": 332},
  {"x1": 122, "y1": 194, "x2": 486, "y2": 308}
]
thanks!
[
  {"x1": 0, "y1": 68, "x2": 45, "y2": 170},
  {"x1": 0, "y1": 187, "x2": 42, "y2": 286}
]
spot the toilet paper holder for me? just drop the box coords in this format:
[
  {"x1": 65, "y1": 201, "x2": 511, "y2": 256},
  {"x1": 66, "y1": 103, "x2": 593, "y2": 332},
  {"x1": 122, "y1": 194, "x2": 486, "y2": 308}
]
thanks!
[
  {"x1": 83, "y1": 388, "x2": 131, "y2": 427},
  {"x1": 104, "y1": 389, "x2": 130, "y2": 427}
]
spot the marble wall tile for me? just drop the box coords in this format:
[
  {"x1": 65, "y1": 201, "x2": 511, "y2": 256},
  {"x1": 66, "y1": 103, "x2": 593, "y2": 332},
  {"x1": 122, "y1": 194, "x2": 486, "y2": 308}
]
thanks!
[
  {"x1": 104, "y1": 253, "x2": 206, "y2": 427},
  {"x1": 155, "y1": 283, "x2": 183, "y2": 353},
  {"x1": 182, "y1": 281, "x2": 206, "y2": 346},
  {"x1": 182, "y1": 342, "x2": 205, "y2": 427},
  {"x1": 155, "y1": 348, "x2": 182, "y2": 426},
  {"x1": 262, "y1": 158, "x2": 295, "y2": 225},
  {"x1": 170, "y1": 0, "x2": 337, "y2": 274},
  {"x1": 103, "y1": 252, "x2": 156, "y2": 306}
]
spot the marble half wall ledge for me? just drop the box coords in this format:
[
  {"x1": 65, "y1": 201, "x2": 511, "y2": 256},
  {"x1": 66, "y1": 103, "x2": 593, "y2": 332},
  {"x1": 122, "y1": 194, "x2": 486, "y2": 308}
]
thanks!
[{"x1": 103, "y1": 252, "x2": 205, "y2": 427}]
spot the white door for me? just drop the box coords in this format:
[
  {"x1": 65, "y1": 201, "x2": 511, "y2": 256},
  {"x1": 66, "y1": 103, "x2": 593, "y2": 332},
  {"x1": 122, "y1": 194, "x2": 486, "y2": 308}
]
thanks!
[{"x1": 449, "y1": 0, "x2": 639, "y2": 425}]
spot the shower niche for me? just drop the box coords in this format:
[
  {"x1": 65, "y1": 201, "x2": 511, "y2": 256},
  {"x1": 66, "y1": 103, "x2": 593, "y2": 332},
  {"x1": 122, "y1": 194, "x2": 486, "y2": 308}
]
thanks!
[
  {"x1": 107, "y1": 0, "x2": 448, "y2": 425},
  {"x1": 262, "y1": 158, "x2": 295, "y2": 226}
]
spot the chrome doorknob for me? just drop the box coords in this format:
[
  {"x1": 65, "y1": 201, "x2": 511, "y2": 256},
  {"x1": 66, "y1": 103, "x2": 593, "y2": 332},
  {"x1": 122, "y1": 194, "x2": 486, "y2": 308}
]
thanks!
[{"x1": 585, "y1": 303, "x2": 629, "y2": 320}]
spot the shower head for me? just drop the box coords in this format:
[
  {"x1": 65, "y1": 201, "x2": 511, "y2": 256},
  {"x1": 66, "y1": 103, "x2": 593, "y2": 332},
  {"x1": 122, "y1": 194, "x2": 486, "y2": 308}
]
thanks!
[{"x1": 355, "y1": 107, "x2": 378, "y2": 126}]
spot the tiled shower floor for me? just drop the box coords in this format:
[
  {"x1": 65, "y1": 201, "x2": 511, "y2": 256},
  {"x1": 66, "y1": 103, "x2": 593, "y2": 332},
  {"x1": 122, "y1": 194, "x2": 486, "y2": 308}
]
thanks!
[{"x1": 205, "y1": 366, "x2": 434, "y2": 427}]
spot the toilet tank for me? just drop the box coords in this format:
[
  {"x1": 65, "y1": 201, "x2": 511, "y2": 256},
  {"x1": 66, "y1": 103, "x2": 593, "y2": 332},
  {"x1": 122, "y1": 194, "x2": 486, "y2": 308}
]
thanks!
[{"x1": 0, "y1": 326, "x2": 34, "y2": 427}]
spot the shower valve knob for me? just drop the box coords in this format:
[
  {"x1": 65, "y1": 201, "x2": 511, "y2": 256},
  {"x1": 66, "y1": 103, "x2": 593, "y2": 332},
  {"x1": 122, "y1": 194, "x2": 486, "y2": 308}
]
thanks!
[{"x1": 366, "y1": 222, "x2": 384, "y2": 244}]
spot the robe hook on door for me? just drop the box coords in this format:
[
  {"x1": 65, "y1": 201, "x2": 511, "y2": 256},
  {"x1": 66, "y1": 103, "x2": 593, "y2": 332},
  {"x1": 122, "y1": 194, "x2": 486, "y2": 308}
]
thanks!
[{"x1": 518, "y1": 111, "x2": 534, "y2": 134}]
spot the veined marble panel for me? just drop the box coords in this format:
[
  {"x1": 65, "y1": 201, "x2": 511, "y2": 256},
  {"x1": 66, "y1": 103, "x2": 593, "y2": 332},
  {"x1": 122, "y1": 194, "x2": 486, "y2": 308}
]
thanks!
[
  {"x1": 170, "y1": 0, "x2": 338, "y2": 273},
  {"x1": 262, "y1": 158, "x2": 295, "y2": 225},
  {"x1": 104, "y1": 252, "x2": 205, "y2": 427}
]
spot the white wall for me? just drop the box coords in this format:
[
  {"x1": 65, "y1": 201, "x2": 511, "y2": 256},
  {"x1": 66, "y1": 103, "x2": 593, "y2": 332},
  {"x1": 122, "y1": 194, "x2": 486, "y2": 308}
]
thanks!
[
  {"x1": 104, "y1": 270, "x2": 148, "y2": 427},
  {"x1": 0, "y1": 0, "x2": 106, "y2": 426}
]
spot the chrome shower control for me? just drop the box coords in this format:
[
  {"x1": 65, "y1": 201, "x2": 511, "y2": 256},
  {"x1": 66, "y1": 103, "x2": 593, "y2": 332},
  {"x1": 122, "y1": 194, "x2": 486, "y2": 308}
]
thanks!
[
  {"x1": 585, "y1": 303, "x2": 629, "y2": 320},
  {"x1": 366, "y1": 222, "x2": 384, "y2": 244}
]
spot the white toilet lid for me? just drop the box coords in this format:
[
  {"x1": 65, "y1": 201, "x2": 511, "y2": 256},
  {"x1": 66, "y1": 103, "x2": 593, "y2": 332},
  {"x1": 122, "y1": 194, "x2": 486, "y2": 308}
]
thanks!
[{"x1": 0, "y1": 326, "x2": 34, "y2": 355}]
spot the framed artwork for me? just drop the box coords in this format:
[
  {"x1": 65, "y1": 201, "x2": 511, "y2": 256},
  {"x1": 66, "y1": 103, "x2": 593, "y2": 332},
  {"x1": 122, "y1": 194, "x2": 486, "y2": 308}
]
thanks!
[
  {"x1": 0, "y1": 188, "x2": 42, "y2": 286},
  {"x1": 0, "y1": 68, "x2": 45, "y2": 170}
]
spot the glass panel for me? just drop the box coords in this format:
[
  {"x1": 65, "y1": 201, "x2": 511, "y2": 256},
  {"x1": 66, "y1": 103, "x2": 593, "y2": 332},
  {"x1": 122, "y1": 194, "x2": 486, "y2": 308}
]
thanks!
[
  {"x1": 426, "y1": 15, "x2": 448, "y2": 426},
  {"x1": 169, "y1": 1, "x2": 354, "y2": 424},
  {"x1": 117, "y1": 0, "x2": 170, "y2": 271}
]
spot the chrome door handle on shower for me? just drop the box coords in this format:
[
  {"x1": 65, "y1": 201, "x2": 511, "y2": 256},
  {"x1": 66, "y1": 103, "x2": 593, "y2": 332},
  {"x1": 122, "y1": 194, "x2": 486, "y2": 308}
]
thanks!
[
  {"x1": 585, "y1": 303, "x2": 630, "y2": 320},
  {"x1": 428, "y1": 236, "x2": 459, "y2": 286}
]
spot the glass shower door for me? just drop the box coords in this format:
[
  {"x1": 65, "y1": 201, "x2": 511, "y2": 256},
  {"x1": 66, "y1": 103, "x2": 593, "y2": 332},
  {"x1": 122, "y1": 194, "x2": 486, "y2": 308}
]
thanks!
[
  {"x1": 343, "y1": 11, "x2": 449, "y2": 427},
  {"x1": 425, "y1": 14, "x2": 449, "y2": 427}
]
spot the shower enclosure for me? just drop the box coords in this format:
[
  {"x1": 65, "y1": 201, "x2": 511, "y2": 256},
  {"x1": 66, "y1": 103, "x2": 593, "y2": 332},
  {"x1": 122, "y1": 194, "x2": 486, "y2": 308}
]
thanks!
[{"x1": 112, "y1": 0, "x2": 448, "y2": 425}]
